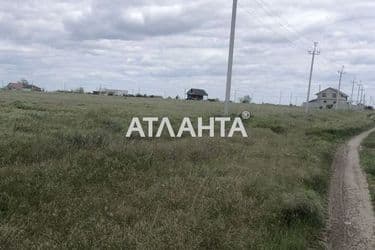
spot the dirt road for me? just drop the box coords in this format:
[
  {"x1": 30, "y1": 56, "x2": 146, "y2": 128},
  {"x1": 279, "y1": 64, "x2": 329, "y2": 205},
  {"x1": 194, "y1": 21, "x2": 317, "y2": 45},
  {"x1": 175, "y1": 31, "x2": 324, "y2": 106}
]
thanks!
[{"x1": 327, "y1": 128, "x2": 375, "y2": 250}]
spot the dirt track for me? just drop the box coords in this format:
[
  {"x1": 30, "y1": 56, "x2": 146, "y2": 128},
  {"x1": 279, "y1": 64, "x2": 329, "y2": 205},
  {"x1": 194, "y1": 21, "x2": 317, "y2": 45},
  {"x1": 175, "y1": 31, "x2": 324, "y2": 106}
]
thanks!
[{"x1": 327, "y1": 128, "x2": 375, "y2": 250}]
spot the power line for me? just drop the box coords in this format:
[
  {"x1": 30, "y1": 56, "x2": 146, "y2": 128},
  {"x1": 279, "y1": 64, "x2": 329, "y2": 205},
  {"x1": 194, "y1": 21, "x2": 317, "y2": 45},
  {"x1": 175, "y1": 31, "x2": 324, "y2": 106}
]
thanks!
[
  {"x1": 236, "y1": 1, "x2": 366, "y2": 106},
  {"x1": 253, "y1": 0, "x2": 314, "y2": 45},
  {"x1": 244, "y1": 1, "x2": 344, "y2": 70},
  {"x1": 240, "y1": 8, "x2": 304, "y2": 51},
  {"x1": 241, "y1": 7, "x2": 340, "y2": 80}
]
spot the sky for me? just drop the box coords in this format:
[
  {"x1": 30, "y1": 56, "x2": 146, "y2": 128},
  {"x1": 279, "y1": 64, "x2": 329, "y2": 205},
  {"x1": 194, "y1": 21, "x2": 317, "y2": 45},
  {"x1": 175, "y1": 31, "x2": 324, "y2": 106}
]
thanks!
[{"x1": 0, "y1": 0, "x2": 374, "y2": 105}]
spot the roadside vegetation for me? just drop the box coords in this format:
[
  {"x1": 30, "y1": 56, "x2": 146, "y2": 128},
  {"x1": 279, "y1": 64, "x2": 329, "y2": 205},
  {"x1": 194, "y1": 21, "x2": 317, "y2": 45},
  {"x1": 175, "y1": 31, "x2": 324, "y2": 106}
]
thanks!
[
  {"x1": 360, "y1": 131, "x2": 375, "y2": 208},
  {"x1": 0, "y1": 91, "x2": 374, "y2": 249}
]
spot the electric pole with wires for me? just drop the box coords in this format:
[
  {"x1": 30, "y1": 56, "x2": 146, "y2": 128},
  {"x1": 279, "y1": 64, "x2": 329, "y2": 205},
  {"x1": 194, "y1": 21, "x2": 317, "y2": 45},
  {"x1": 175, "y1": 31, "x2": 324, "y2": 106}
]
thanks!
[
  {"x1": 305, "y1": 42, "x2": 320, "y2": 113},
  {"x1": 335, "y1": 65, "x2": 345, "y2": 110}
]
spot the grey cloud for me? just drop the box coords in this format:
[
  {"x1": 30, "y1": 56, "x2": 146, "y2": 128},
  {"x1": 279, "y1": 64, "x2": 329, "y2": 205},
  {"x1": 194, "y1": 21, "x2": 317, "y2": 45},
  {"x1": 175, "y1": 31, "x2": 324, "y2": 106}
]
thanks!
[{"x1": 64, "y1": 1, "x2": 214, "y2": 41}]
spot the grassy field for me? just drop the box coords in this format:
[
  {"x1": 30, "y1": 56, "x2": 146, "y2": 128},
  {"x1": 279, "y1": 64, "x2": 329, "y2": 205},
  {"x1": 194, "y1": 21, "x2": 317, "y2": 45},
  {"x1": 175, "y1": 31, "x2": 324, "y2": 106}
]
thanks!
[
  {"x1": 0, "y1": 91, "x2": 374, "y2": 249},
  {"x1": 360, "y1": 131, "x2": 375, "y2": 208}
]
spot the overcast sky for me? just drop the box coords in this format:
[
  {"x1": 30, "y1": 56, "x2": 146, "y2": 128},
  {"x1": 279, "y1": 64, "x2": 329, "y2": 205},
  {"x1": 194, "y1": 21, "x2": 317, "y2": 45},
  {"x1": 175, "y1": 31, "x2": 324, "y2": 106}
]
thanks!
[{"x1": 0, "y1": 0, "x2": 374, "y2": 104}]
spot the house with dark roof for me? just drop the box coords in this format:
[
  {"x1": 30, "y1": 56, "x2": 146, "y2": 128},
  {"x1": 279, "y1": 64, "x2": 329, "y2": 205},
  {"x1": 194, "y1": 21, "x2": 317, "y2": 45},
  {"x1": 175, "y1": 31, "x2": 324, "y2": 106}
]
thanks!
[
  {"x1": 186, "y1": 88, "x2": 208, "y2": 101},
  {"x1": 7, "y1": 81, "x2": 42, "y2": 92},
  {"x1": 303, "y1": 87, "x2": 350, "y2": 110}
]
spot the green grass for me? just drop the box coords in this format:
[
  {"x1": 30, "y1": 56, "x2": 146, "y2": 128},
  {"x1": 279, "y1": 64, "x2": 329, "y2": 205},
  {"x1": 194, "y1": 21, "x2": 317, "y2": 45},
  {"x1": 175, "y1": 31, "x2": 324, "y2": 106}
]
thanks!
[
  {"x1": 0, "y1": 91, "x2": 374, "y2": 249},
  {"x1": 360, "y1": 131, "x2": 375, "y2": 208}
]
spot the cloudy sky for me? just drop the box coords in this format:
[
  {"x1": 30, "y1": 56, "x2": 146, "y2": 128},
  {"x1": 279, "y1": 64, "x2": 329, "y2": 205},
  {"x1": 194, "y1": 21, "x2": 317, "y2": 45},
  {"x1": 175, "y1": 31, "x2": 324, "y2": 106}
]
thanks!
[{"x1": 0, "y1": 0, "x2": 374, "y2": 104}]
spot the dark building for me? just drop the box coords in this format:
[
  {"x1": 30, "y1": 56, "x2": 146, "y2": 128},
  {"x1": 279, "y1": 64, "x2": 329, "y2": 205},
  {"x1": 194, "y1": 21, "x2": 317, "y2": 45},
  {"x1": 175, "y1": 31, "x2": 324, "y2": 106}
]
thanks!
[
  {"x1": 187, "y1": 88, "x2": 208, "y2": 100},
  {"x1": 7, "y1": 81, "x2": 42, "y2": 92}
]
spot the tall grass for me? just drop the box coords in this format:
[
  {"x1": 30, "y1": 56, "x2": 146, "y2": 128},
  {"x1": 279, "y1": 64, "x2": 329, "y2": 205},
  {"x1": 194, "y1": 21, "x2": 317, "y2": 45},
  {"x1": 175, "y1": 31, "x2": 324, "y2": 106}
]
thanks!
[
  {"x1": 360, "y1": 131, "x2": 375, "y2": 207},
  {"x1": 0, "y1": 91, "x2": 374, "y2": 249}
]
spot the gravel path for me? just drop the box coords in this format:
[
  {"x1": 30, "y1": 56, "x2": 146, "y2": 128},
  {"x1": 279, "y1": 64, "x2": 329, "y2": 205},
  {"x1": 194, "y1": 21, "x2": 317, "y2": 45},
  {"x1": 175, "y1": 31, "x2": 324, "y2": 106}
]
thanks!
[{"x1": 327, "y1": 128, "x2": 375, "y2": 250}]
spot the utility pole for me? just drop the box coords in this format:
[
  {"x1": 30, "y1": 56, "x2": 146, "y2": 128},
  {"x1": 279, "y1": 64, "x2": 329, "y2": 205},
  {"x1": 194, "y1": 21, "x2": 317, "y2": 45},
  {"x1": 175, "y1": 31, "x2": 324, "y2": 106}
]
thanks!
[
  {"x1": 289, "y1": 92, "x2": 293, "y2": 105},
  {"x1": 357, "y1": 81, "x2": 362, "y2": 105},
  {"x1": 233, "y1": 89, "x2": 238, "y2": 103},
  {"x1": 305, "y1": 42, "x2": 320, "y2": 113},
  {"x1": 363, "y1": 93, "x2": 366, "y2": 106},
  {"x1": 335, "y1": 65, "x2": 345, "y2": 110},
  {"x1": 279, "y1": 91, "x2": 282, "y2": 105},
  {"x1": 350, "y1": 78, "x2": 356, "y2": 105},
  {"x1": 224, "y1": 0, "x2": 238, "y2": 115},
  {"x1": 360, "y1": 86, "x2": 365, "y2": 108}
]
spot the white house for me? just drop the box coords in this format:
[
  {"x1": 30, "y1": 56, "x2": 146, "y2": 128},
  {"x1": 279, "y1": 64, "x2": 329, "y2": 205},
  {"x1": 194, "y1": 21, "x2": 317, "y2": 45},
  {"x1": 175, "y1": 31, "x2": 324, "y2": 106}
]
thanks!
[{"x1": 303, "y1": 87, "x2": 350, "y2": 110}]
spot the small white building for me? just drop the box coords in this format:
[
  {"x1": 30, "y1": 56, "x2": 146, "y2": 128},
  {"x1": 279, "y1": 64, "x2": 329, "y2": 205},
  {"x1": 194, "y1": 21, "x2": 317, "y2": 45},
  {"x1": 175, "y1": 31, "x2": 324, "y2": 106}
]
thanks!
[{"x1": 303, "y1": 87, "x2": 350, "y2": 110}]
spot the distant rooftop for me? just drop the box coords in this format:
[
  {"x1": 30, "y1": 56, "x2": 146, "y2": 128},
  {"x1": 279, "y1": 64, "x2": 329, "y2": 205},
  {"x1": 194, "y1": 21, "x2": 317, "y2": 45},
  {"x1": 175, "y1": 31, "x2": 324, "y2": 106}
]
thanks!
[
  {"x1": 315, "y1": 87, "x2": 349, "y2": 97},
  {"x1": 187, "y1": 88, "x2": 208, "y2": 96}
]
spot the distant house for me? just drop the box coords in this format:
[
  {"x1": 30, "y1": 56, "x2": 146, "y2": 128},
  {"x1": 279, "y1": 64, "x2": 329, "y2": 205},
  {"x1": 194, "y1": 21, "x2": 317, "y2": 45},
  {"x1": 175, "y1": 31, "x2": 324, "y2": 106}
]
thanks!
[
  {"x1": 93, "y1": 89, "x2": 128, "y2": 96},
  {"x1": 7, "y1": 81, "x2": 42, "y2": 92},
  {"x1": 187, "y1": 88, "x2": 208, "y2": 101},
  {"x1": 304, "y1": 87, "x2": 350, "y2": 110}
]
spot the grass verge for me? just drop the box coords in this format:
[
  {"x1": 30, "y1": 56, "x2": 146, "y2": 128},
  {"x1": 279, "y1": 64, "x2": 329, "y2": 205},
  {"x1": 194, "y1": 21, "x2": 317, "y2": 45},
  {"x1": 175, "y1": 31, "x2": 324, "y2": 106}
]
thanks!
[{"x1": 360, "y1": 131, "x2": 375, "y2": 208}]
